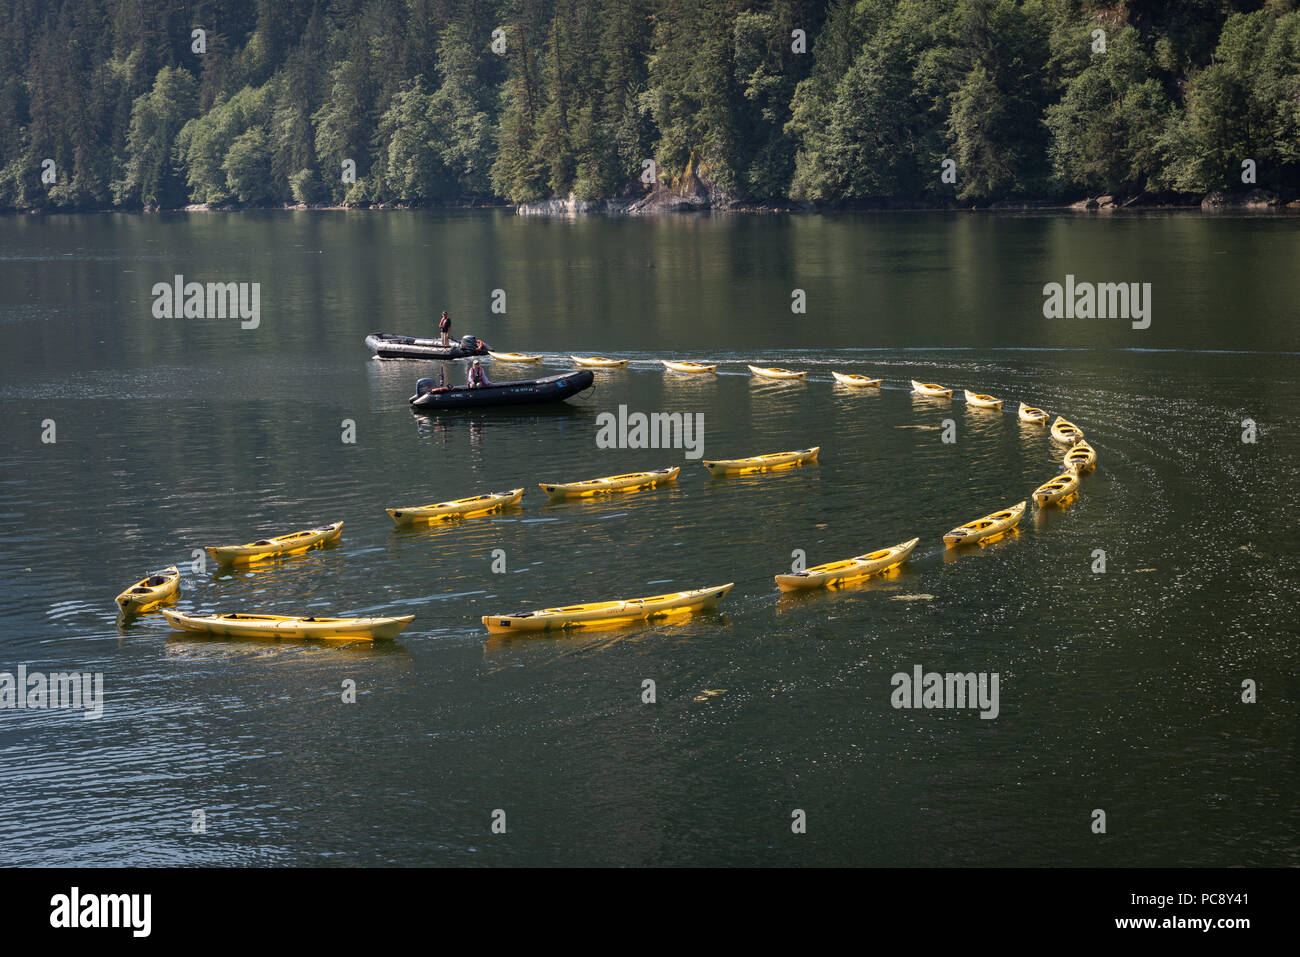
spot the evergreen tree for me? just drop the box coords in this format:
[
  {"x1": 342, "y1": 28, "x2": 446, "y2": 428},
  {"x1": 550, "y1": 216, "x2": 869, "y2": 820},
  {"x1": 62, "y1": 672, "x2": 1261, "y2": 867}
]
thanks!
[
  {"x1": 0, "y1": 0, "x2": 1294, "y2": 210},
  {"x1": 115, "y1": 66, "x2": 200, "y2": 207}
]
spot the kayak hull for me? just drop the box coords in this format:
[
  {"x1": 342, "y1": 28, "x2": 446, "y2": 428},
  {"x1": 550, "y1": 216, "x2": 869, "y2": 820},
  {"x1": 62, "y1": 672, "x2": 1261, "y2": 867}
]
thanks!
[
  {"x1": 163, "y1": 609, "x2": 413, "y2": 640},
  {"x1": 911, "y1": 380, "x2": 953, "y2": 398},
  {"x1": 832, "y1": 372, "x2": 882, "y2": 387},
  {"x1": 748, "y1": 365, "x2": 806, "y2": 379},
  {"x1": 1064, "y1": 441, "x2": 1098, "y2": 473},
  {"x1": 483, "y1": 583, "x2": 734, "y2": 634},
  {"x1": 703, "y1": 447, "x2": 820, "y2": 475},
  {"x1": 366, "y1": 333, "x2": 489, "y2": 360},
  {"x1": 488, "y1": 352, "x2": 542, "y2": 363},
  {"x1": 1032, "y1": 472, "x2": 1080, "y2": 507},
  {"x1": 662, "y1": 360, "x2": 717, "y2": 374},
  {"x1": 943, "y1": 501, "x2": 1026, "y2": 547},
  {"x1": 410, "y1": 371, "x2": 593, "y2": 410},
  {"x1": 116, "y1": 566, "x2": 180, "y2": 614},
  {"x1": 540, "y1": 467, "x2": 680, "y2": 499},
  {"x1": 207, "y1": 521, "x2": 343, "y2": 566},
  {"x1": 1018, "y1": 402, "x2": 1049, "y2": 424},
  {"x1": 775, "y1": 538, "x2": 919, "y2": 591},
  {"x1": 964, "y1": 390, "x2": 1003, "y2": 409},
  {"x1": 388, "y1": 488, "x2": 524, "y2": 524},
  {"x1": 1051, "y1": 416, "x2": 1085, "y2": 444},
  {"x1": 571, "y1": 356, "x2": 628, "y2": 368}
]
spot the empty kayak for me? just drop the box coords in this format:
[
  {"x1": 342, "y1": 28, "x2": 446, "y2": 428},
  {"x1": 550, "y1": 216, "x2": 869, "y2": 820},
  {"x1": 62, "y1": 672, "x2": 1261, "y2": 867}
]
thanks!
[
  {"x1": 661, "y1": 359, "x2": 717, "y2": 374},
  {"x1": 943, "y1": 501, "x2": 1026, "y2": 547},
  {"x1": 964, "y1": 389, "x2": 1003, "y2": 410},
  {"x1": 206, "y1": 521, "x2": 342, "y2": 565},
  {"x1": 163, "y1": 609, "x2": 414, "y2": 641},
  {"x1": 115, "y1": 565, "x2": 180, "y2": 615},
  {"x1": 540, "y1": 468, "x2": 679, "y2": 500},
  {"x1": 1051, "y1": 415, "x2": 1085, "y2": 444},
  {"x1": 1018, "y1": 402, "x2": 1049, "y2": 424},
  {"x1": 388, "y1": 488, "x2": 524, "y2": 524},
  {"x1": 775, "y1": 538, "x2": 918, "y2": 591},
  {"x1": 911, "y1": 380, "x2": 953, "y2": 397},
  {"x1": 571, "y1": 356, "x2": 628, "y2": 368},
  {"x1": 748, "y1": 365, "x2": 806, "y2": 379},
  {"x1": 488, "y1": 351, "x2": 542, "y2": 363},
  {"x1": 482, "y1": 583, "x2": 734, "y2": 634},
  {"x1": 366, "y1": 332, "x2": 489, "y2": 360},
  {"x1": 703, "y1": 447, "x2": 820, "y2": 475},
  {"x1": 1064, "y1": 441, "x2": 1097, "y2": 473},
  {"x1": 1032, "y1": 472, "x2": 1080, "y2": 507},
  {"x1": 410, "y1": 371, "x2": 593, "y2": 410},
  {"x1": 832, "y1": 372, "x2": 882, "y2": 387}
]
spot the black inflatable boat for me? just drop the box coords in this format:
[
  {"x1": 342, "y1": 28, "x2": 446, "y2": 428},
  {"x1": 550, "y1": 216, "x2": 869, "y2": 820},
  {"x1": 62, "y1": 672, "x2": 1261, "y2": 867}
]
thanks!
[
  {"x1": 409, "y1": 371, "x2": 594, "y2": 410},
  {"x1": 366, "y1": 332, "x2": 491, "y2": 360}
]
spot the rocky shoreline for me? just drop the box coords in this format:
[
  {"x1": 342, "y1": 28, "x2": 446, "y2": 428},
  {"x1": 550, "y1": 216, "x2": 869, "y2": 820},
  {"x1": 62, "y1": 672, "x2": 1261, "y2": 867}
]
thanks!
[
  {"x1": 9, "y1": 187, "x2": 1297, "y2": 216},
  {"x1": 515, "y1": 186, "x2": 1299, "y2": 216}
]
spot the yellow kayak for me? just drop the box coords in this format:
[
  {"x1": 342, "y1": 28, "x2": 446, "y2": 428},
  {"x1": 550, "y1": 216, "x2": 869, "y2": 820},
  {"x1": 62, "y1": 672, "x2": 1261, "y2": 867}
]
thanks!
[
  {"x1": 943, "y1": 501, "x2": 1026, "y2": 547},
  {"x1": 1018, "y1": 402, "x2": 1049, "y2": 424},
  {"x1": 1032, "y1": 472, "x2": 1080, "y2": 507},
  {"x1": 832, "y1": 372, "x2": 882, "y2": 387},
  {"x1": 748, "y1": 364, "x2": 806, "y2": 379},
  {"x1": 206, "y1": 521, "x2": 343, "y2": 565},
  {"x1": 387, "y1": 488, "x2": 524, "y2": 524},
  {"x1": 115, "y1": 565, "x2": 180, "y2": 615},
  {"x1": 702, "y1": 447, "x2": 820, "y2": 475},
  {"x1": 661, "y1": 360, "x2": 717, "y2": 374},
  {"x1": 911, "y1": 380, "x2": 953, "y2": 397},
  {"x1": 1051, "y1": 415, "x2": 1085, "y2": 444},
  {"x1": 775, "y1": 538, "x2": 918, "y2": 591},
  {"x1": 162, "y1": 608, "x2": 413, "y2": 641},
  {"x1": 964, "y1": 389, "x2": 1003, "y2": 410},
  {"x1": 540, "y1": 467, "x2": 679, "y2": 499},
  {"x1": 571, "y1": 356, "x2": 628, "y2": 368},
  {"x1": 1064, "y1": 441, "x2": 1097, "y2": 473},
  {"x1": 482, "y1": 583, "x2": 734, "y2": 634},
  {"x1": 488, "y1": 351, "x2": 542, "y2": 363}
]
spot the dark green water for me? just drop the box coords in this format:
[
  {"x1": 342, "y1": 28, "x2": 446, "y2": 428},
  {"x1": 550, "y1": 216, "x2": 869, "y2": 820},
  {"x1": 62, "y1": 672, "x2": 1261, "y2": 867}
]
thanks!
[{"x1": 1, "y1": 210, "x2": 1297, "y2": 866}]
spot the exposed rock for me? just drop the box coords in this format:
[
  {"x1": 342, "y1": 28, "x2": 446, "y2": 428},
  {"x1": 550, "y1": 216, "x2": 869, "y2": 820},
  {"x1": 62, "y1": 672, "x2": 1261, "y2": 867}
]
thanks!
[
  {"x1": 1201, "y1": 188, "x2": 1281, "y2": 209},
  {"x1": 989, "y1": 199, "x2": 1070, "y2": 210},
  {"x1": 516, "y1": 196, "x2": 620, "y2": 216},
  {"x1": 625, "y1": 190, "x2": 709, "y2": 215},
  {"x1": 1070, "y1": 197, "x2": 1099, "y2": 210}
]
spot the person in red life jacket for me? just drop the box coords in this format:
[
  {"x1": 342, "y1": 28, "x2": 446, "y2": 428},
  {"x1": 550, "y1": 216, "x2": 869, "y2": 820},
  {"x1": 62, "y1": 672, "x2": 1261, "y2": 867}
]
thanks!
[
  {"x1": 439, "y1": 310, "x2": 451, "y2": 347},
  {"x1": 467, "y1": 358, "x2": 490, "y2": 388}
]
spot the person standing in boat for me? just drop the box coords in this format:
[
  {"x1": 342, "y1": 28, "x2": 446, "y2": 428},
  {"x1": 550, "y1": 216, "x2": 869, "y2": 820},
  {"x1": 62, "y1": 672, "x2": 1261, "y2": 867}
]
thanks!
[
  {"x1": 439, "y1": 310, "x2": 452, "y2": 347},
  {"x1": 467, "y1": 358, "x2": 490, "y2": 388}
]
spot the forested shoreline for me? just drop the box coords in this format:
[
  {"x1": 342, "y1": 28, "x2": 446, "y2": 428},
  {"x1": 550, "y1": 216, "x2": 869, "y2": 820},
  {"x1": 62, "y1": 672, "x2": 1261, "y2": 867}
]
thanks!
[{"x1": 1, "y1": 0, "x2": 1298, "y2": 214}]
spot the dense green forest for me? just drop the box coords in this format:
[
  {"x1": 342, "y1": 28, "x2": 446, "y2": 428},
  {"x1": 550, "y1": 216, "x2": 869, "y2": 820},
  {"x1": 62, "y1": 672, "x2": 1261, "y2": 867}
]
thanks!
[{"x1": 1, "y1": 0, "x2": 1297, "y2": 211}]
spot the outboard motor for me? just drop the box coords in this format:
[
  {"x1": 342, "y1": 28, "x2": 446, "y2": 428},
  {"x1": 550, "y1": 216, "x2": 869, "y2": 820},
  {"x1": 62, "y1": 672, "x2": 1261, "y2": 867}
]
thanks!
[
  {"x1": 460, "y1": 333, "x2": 481, "y2": 353},
  {"x1": 414, "y1": 377, "x2": 437, "y2": 398}
]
